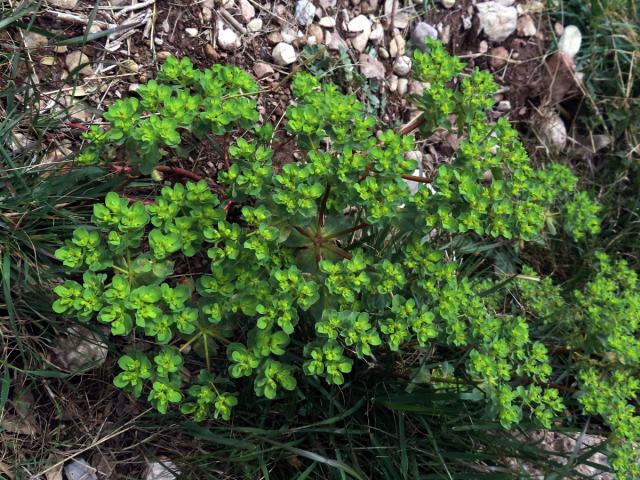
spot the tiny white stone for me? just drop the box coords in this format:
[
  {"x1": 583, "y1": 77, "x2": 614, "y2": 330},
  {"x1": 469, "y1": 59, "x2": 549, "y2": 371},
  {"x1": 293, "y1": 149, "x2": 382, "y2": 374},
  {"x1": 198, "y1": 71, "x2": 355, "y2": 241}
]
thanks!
[
  {"x1": 403, "y1": 166, "x2": 423, "y2": 194},
  {"x1": 65, "y1": 51, "x2": 92, "y2": 76},
  {"x1": 185, "y1": 27, "x2": 198, "y2": 37},
  {"x1": 479, "y1": 40, "x2": 488, "y2": 53},
  {"x1": 347, "y1": 15, "x2": 372, "y2": 52},
  {"x1": 440, "y1": 0, "x2": 455, "y2": 7},
  {"x1": 389, "y1": 32, "x2": 406, "y2": 57},
  {"x1": 319, "y1": 16, "x2": 336, "y2": 28},
  {"x1": 476, "y1": 1, "x2": 518, "y2": 42},
  {"x1": 369, "y1": 22, "x2": 384, "y2": 43},
  {"x1": 295, "y1": 0, "x2": 317, "y2": 26},
  {"x1": 497, "y1": 100, "x2": 511, "y2": 111},
  {"x1": 411, "y1": 22, "x2": 438, "y2": 50},
  {"x1": 281, "y1": 26, "x2": 299, "y2": 44},
  {"x1": 537, "y1": 109, "x2": 567, "y2": 151},
  {"x1": 397, "y1": 78, "x2": 408, "y2": 96},
  {"x1": 389, "y1": 74, "x2": 399, "y2": 92},
  {"x1": 145, "y1": 460, "x2": 179, "y2": 480},
  {"x1": 393, "y1": 55, "x2": 412, "y2": 76},
  {"x1": 239, "y1": 0, "x2": 256, "y2": 22},
  {"x1": 516, "y1": 14, "x2": 537, "y2": 37},
  {"x1": 247, "y1": 18, "x2": 263, "y2": 32},
  {"x1": 558, "y1": 25, "x2": 582, "y2": 59},
  {"x1": 272, "y1": 42, "x2": 297, "y2": 66},
  {"x1": 218, "y1": 28, "x2": 240, "y2": 50}
]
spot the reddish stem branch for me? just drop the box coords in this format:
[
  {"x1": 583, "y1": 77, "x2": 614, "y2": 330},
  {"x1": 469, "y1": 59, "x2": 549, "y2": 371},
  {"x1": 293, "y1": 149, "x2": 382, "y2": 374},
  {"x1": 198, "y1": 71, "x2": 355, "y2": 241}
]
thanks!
[
  {"x1": 398, "y1": 113, "x2": 425, "y2": 136},
  {"x1": 155, "y1": 165, "x2": 203, "y2": 182},
  {"x1": 64, "y1": 120, "x2": 89, "y2": 131},
  {"x1": 401, "y1": 174, "x2": 432, "y2": 184}
]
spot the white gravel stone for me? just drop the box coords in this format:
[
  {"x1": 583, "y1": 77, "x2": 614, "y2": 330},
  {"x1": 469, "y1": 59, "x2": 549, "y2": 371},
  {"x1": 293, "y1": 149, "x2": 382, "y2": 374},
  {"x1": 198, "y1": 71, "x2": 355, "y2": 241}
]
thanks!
[
  {"x1": 65, "y1": 459, "x2": 97, "y2": 480},
  {"x1": 497, "y1": 100, "x2": 511, "y2": 111},
  {"x1": 440, "y1": 0, "x2": 455, "y2": 7},
  {"x1": 295, "y1": 0, "x2": 317, "y2": 26},
  {"x1": 247, "y1": 18, "x2": 263, "y2": 32},
  {"x1": 145, "y1": 460, "x2": 179, "y2": 480},
  {"x1": 358, "y1": 53, "x2": 386, "y2": 79},
  {"x1": 537, "y1": 109, "x2": 567, "y2": 151},
  {"x1": 393, "y1": 55, "x2": 412, "y2": 76},
  {"x1": 65, "y1": 51, "x2": 92, "y2": 76},
  {"x1": 281, "y1": 26, "x2": 299, "y2": 44},
  {"x1": 272, "y1": 42, "x2": 297, "y2": 66},
  {"x1": 253, "y1": 62, "x2": 275, "y2": 78},
  {"x1": 558, "y1": 25, "x2": 582, "y2": 59},
  {"x1": 517, "y1": 14, "x2": 537, "y2": 36},
  {"x1": 397, "y1": 78, "x2": 408, "y2": 96},
  {"x1": 347, "y1": 15, "x2": 372, "y2": 52},
  {"x1": 476, "y1": 1, "x2": 518, "y2": 42},
  {"x1": 239, "y1": 0, "x2": 256, "y2": 22},
  {"x1": 369, "y1": 22, "x2": 384, "y2": 43},
  {"x1": 185, "y1": 27, "x2": 198, "y2": 37},
  {"x1": 389, "y1": 74, "x2": 399, "y2": 92},
  {"x1": 389, "y1": 31, "x2": 405, "y2": 57},
  {"x1": 411, "y1": 22, "x2": 438, "y2": 50},
  {"x1": 22, "y1": 31, "x2": 48, "y2": 49},
  {"x1": 217, "y1": 28, "x2": 240, "y2": 50},
  {"x1": 319, "y1": 16, "x2": 336, "y2": 27}
]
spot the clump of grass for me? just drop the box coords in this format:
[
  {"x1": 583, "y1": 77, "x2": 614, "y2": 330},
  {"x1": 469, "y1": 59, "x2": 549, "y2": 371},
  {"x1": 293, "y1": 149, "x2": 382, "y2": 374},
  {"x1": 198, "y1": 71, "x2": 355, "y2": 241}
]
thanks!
[{"x1": 552, "y1": 0, "x2": 640, "y2": 265}]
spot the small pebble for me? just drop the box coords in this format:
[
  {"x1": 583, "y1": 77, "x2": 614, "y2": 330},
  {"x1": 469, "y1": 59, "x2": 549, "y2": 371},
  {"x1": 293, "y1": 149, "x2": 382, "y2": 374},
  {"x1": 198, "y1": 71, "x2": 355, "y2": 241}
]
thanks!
[
  {"x1": 479, "y1": 40, "x2": 488, "y2": 53},
  {"x1": 65, "y1": 51, "x2": 92, "y2": 76},
  {"x1": 558, "y1": 25, "x2": 582, "y2": 59},
  {"x1": 388, "y1": 74, "x2": 399, "y2": 92},
  {"x1": 516, "y1": 14, "x2": 537, "y2": 37},
  {"x1": 247, "y1": 18, "x2": 263, "y2": 32},
  {"x1": 393, "y1": 55, "x2": 412, "y2": 76},
  {"x1": 295, "y1": 0, "x2": 316, "y2": 26},
  {"x1": 411, "y1": 22, "x2": 438, "y2": 50},
  {"x1": 217, "y1": 28, "x2": 240, "y2": 50},
  {"x1": 272, "y1": 42, "x2": 297, "y2": 66},
  {"x1": 319, "y1": 16, "x2": 336, "y2": 28},
  {"x1": 185, "y1": 27, "x2": 198, "y2": 37},
  {"x1": 253, "y1": 62, "x2": 275, "y2": 79},
  {"x1": 239, "y1": 0, "x2": 256, "y2": 22},
  {"x1": 397, "y1": 78, "x2": 408, "y2": 96},
  {"x1": 497, "y1": 100, "x2": 511, "y2": 111},
  {"x1": 489, "y1": 46, "x2": 509, "y2": 70},
  {"x1": 347, "y1": 15, "x2": 372, "y2": 52}
]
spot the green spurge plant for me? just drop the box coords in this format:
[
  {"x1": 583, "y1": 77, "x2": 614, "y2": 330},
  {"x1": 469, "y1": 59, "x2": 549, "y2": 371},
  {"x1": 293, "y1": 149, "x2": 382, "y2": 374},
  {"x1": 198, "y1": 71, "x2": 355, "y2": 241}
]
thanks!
[{"x1": 54, "y1": 39, "x2": 640, "y2": 476}]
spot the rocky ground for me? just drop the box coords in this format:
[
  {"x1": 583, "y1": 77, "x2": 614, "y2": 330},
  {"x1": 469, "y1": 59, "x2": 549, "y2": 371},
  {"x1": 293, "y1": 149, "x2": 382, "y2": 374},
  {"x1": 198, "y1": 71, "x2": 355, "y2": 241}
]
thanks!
[
  {"x1": 2, "y1": 0, "x2": 610, "y2": 478},
  {"x1": 4, "y1": 0, "x2": 593, "y2": 168}
]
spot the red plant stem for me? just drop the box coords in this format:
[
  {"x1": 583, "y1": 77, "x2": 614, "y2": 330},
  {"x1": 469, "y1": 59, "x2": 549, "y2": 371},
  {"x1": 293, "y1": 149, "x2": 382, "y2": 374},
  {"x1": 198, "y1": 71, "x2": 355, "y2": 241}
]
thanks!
[
  {"x1": 294, "y1": 226, "x2": 315, "y2": 240},
  {"x1": 111, "y1": 164, "x2": 133, "y2": 175},
  {"x1": 398, "y1": 113, "x2": 425, "y2": 136},
  {"x1": 402, "y1": 174, "x2": 432, "y2": 184},
  {"x1": 155, "y1": 165, "x2": 203, "y2": 182},
  {"x1": 64, "y1": 120, "x2": 89, "y2": 131}
]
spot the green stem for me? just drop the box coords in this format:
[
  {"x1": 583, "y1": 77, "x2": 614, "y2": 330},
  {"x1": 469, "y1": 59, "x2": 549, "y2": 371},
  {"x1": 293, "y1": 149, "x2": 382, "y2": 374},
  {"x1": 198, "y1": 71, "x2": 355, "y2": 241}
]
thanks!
[
  {"x1": 179, "y1": 331, "x2": 202, "y2": 352},
  {"x1": 112, "y1": 264, "x2": 129, "y2": 275},
  {"x1": 324, "y1": 223, "x2": 369, "y2": 241}
]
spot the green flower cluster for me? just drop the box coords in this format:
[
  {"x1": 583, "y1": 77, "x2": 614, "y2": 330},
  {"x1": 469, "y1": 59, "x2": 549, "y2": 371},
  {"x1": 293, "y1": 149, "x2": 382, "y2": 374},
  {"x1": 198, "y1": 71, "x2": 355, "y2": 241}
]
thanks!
[
  {"x1": 77, "y1": 57, "x2": 259, "y2": 173},
  {"x1": 53, "y1": 40, "x2": 638, "y2": 476}
]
